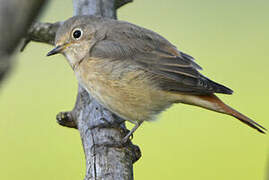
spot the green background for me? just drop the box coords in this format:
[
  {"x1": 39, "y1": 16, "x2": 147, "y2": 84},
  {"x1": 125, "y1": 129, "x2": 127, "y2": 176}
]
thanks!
[{"x1": 0, "y1": 0, "x2": 268, "y2": 179}]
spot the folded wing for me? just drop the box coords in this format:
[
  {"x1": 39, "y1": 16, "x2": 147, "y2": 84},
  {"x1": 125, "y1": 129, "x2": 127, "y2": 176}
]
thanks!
[{"x1": 90, "y1": 20, "x2": 233, "y2": 95}]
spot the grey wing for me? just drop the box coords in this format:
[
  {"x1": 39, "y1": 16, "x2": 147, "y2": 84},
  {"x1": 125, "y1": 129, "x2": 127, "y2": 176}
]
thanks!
[
  {"x1": 133, "y1": 51, "x2": 233, "y2": 95},
  {"x1": 91, "y1": 22, "x2": 233, "y2": 95}
]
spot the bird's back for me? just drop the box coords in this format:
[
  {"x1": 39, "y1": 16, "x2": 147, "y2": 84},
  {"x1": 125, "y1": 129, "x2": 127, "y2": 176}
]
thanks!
[{"x1": 89, "y1": 17, "x2": 233, "y2": 95}]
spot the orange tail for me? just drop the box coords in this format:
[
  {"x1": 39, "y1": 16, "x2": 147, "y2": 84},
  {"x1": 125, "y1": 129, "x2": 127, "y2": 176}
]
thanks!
[{"x1": 181, "y1": 94, "x2": 266, "y2": 133}]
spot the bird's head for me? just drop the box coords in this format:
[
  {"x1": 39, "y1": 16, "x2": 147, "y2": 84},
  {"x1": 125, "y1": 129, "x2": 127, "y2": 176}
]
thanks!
[{"x1": 47, "y1": 15, "x2": 99, "y2": 67}]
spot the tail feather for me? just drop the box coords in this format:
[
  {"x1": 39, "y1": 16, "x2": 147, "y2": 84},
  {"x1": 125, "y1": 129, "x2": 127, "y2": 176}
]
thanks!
[
  {"x1": 220, "y1": 102, "x2": 266, "y2": 134},
  {"x1": 180, "y1": 94, "x2": 266, "y2": 133}
]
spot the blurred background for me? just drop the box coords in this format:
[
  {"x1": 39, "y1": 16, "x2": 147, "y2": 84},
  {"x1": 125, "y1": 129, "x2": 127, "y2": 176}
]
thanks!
[{"x1": 0, "y1": 0, "x2": 268, "y2": 179}]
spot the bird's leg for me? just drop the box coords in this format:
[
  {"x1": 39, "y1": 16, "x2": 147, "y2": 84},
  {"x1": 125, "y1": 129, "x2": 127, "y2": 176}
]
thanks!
[{"x1": 122, "y1": 121, "x2": 143, "y2": 143}]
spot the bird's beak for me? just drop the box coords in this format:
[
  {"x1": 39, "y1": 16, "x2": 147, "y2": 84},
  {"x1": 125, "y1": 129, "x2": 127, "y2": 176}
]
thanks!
[{"x1": 47, "y1": 43, "x2": 70, "y2": 56}]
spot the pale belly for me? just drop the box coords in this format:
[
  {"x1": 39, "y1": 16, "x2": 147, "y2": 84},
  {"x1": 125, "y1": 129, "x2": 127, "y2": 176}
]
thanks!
[{"x1": 76, "y1": 60, "x2": 176, "y2": 123}]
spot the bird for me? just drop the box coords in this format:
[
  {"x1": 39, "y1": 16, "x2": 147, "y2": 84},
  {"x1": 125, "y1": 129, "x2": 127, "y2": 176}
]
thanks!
[{"x1": 47, "y1": 15, "x2": 266, "y2": 142}]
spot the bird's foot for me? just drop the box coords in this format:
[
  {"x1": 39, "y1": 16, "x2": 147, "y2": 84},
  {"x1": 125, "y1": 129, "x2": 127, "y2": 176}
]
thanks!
[
  {"x1": 122, "y1": 131, "x2": 133, "y2": 144},
  {"x1": 121, "y1": 121, "x2": 143, "y2": 143}
]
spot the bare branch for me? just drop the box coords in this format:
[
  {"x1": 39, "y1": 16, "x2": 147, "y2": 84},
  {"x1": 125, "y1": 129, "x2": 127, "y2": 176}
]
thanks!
[
  {"x1": 22, "y1": 0, "x2": 139, "y2": 179},
  {"x1": 0, "y1": 0, "x2": 48, "y2": 83},
  {"x1": 21, "y1": 22, "x2": 61, "y2": 50},
  {"x1": 71, "y1": 1, "x2": 140, "y2": 179},
  {"x1": 22, "y1": 0, "x2": 133, "y2": 50}
]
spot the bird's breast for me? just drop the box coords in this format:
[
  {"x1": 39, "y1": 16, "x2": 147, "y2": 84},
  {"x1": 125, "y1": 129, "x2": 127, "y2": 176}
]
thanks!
[{"x1": 75, "y1": 58, "x2": 175, "y2": 123}]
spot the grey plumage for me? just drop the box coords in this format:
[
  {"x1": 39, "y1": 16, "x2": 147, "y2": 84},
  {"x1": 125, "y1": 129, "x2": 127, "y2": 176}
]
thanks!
[
  {"x1": 48, "y1": 15, "x2": 265, "y2": 137},
  {"x1": 70, "y1": 15, "x2": 234, "y2": 95}
]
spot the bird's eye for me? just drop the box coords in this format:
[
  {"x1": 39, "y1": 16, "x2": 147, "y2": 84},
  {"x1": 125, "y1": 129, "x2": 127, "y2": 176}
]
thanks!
[{"x1": 72, "y1": 28, "x2": 83, "y2": 40}]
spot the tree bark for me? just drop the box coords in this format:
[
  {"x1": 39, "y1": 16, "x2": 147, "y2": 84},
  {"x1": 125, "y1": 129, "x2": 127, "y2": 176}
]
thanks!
[
  {"x1": 72, "y1": 1, "x2": 141, "y2": 179},
  {"x1": 24, "y1": 0, "x2": 141, "y2": 180}
]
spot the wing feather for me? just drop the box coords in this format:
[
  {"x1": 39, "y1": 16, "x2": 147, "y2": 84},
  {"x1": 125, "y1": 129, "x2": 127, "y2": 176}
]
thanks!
[{"x1": 90, "y1": 20, "x2": 233, "y2": 95}]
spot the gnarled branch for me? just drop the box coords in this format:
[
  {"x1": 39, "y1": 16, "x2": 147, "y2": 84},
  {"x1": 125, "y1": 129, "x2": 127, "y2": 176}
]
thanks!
[{"x1": 23, "y1": 0, "x2": 141, "y2": 180}]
